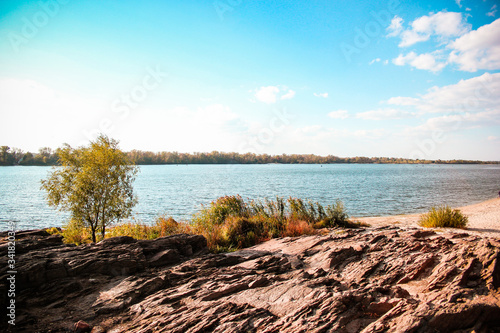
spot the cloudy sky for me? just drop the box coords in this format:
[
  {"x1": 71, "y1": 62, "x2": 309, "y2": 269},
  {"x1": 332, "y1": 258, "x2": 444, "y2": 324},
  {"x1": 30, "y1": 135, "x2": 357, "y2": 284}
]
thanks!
[{"x1": 0, "y1": 0, "x2": 499, "y2": 160}]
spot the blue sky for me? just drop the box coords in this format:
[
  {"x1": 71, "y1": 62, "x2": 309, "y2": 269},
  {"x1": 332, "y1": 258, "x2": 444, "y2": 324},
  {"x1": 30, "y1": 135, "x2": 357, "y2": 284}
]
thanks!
[{"x1": 0, "y1": 0, "x2": 499, "y2": 160}]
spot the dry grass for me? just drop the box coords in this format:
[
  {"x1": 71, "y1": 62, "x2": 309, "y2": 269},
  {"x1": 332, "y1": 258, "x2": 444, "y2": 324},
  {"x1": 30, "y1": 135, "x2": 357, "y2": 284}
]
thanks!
[
  {"x1": 418, "y1": 205, "x2": 468, "y2": 229},
  {"x1": 55, "y1": 214, "x2": 190, "y2": 245},
  {"x1": 56, "y1": 195, "x2": 358, "y2": 252}
]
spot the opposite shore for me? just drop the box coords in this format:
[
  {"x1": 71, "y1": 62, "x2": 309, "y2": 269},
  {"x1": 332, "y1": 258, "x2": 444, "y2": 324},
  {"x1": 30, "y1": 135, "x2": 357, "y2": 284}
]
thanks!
[{"x1": 1, "y1": 146, "x2": 500, "y2": 166}]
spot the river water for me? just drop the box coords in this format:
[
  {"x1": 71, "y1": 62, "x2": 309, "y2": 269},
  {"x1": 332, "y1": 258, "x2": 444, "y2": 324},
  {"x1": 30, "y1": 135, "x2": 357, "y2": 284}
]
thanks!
[{"x1": 1, "y1": 164, "x2": 499, "y2": 231}]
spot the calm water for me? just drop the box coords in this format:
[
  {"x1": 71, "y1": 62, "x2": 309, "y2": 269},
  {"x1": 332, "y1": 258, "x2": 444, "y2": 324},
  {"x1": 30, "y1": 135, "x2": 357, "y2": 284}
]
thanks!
[{"x1": 1, "y1": 164, "x2": 499, "y2": 231}]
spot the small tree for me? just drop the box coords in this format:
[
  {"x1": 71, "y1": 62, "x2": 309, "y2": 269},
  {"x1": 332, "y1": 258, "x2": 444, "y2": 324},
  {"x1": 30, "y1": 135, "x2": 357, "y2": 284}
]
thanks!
[{"x1": 41, "y1": 135, "x2": 138, "y2": 242}]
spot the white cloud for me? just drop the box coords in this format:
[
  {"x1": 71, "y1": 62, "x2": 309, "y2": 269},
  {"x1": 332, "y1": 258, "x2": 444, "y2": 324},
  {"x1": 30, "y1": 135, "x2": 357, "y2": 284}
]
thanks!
[
  {"x1": 254, "y1": 86, "x2": 280, "y2": 104},
  {"x1": 281, "y1": 89, "x2": 296, "y2": 100},
  {"x1": 386, "y1": 72, "x2": 500, "y2": 115},
  {"x1": 410, "y1": 109, "x2": 500, "y2": 134},
  {"x1": 447, "y1": 18, "x2": 500, "y2": 72},
  {"x1": 393, "y1": 52, "x2": 413, "y2": 66},
  {"x1": 254, "y1": 86, "x2": 296, "y2": 103},
  {"x1": 397, "y1": 11, "x2": 470, "y2": 47},
  {"x1": 455, "y1": 0, "x2": 462, "y2": 8},
  {"x1": 388, "y1": 15, "x2": 499, "y2": 73},
  {"x1": 356, "y1": 108, "x2": 412, "y2": 120},
  {"x1": 392, "y1": 51, "x2": 446, "y2": 72},
  {"x1": 383, "y1": 73, "x2": 500, "y2": 154},
  {"x1": 328, "y1": 110, "x2": 349, "y2": 119},
  {"x1": 399, "y1": 30, "x2": 430, "y2": 47},
  {"x1": 313, "y1": 92, "x2": 328, "y2": 98},
  {"x1": 386, "y1": 16, "x2": 403, "y2": 37},
  {"x1": 369, "y1": 58, "x2": 381, "y2": 65},
  {"x1": 487, "y1": 4, "x2": 497, "y2": 17}
]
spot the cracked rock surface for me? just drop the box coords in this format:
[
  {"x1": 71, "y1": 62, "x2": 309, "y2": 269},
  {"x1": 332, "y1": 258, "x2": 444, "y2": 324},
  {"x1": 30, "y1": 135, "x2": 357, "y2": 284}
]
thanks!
[{"x1": 1, "y1": 226, "x2": 499, "y2": 332}]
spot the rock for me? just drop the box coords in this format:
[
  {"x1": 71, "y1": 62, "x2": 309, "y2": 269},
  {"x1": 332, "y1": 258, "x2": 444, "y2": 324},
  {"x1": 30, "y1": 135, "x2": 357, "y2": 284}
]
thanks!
[
  {"x1": 74, "y1": 320, "x2": 91, "y2": 332},
  {"x1": 1, "y1": 227, "x2": 500, "y2": 332},
  {"x1": 90, "y1": 326, "x2": 106, "y2": 333},
  {"x1": 148, "y1": 248, "x2": 179, "y2": 267}
]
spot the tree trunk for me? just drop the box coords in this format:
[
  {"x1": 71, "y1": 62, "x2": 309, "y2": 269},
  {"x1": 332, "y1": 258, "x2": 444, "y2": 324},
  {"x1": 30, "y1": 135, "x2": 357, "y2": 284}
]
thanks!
[{"x1": 90, "y1": 219, "x2": 97, "y2": 243}]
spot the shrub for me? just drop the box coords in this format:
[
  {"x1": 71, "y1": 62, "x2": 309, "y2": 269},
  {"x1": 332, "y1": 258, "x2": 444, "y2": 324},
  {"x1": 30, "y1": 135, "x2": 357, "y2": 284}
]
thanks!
[
  {"x1": 323, "y1": 200, "x2": 350, "y2": 227},
  {"x1": 418, "y1": 205, "x2": 468, "y2": 229},
  {"x1": 192, "y1": 195, "x2": 351, "y2": 251},
  {"x1": 249, "y1": 197, "x2": 286, "y2": 223},
  {"x1": 61, "y1": 219, "x2": 92, "y2": 245},
  {"x1": 283, "y1": 219, "x2": 316, "y2": 237},
  {"x1": 155, "y1": 215, "x2": 187, "y2": 237},
  {"x1": 60, "y1": 214, "x2": 189, "y2": 245},
  {"x1": 192, "y1": 195, "x2": 248, "y2": 231},
  {"x1": 59, "y1": 194, "x2": 353, "y2": 252},
  {"x1": 45, "y1": 227, "x2": 61, "y2": 235},
  {"x1": 221, "y1": 216, "x2": 265, "y2": 249},
  {"x1": 105, "y1": 220, "x2": 153, "y2": 239},
  {"x1": 106, "y1": 215, "x2": 188, "y2": 240}
]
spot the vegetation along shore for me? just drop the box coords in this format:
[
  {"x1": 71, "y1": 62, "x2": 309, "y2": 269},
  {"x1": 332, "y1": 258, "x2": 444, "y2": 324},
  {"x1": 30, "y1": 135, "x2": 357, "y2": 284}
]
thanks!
[{"x1": 1, "y1": 145, "x2": 499, "y2": 166}]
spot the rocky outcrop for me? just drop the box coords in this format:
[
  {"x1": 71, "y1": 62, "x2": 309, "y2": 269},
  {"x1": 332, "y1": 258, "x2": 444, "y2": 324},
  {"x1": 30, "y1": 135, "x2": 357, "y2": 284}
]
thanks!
[{"x1": 1, "y1": 226, "x2": 499, "y2": 332}]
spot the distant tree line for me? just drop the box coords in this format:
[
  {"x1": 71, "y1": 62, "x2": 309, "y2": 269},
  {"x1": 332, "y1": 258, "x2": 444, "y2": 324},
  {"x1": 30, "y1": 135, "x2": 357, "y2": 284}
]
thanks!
[
  {"x1": 0, "y1": 146, "x2": 59, "y2": 166},
  {"x1": 1, "y1": 145, "x2": 498, "y2": 166},
  {"x1": 126, "y1": 150, "x2": 498, "y2": 165}
]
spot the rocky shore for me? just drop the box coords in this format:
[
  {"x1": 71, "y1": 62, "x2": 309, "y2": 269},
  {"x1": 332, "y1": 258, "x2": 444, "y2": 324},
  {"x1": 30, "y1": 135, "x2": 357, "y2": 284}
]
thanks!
[{"x1": 1, "y1": 226, "x2": 500, "y2": 332}]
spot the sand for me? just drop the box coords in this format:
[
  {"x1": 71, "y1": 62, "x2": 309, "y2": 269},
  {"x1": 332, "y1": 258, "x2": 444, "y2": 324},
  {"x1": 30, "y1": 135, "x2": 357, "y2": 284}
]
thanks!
[{"x1": 354, "y1": 197, "x2": 500, "y2": 238}]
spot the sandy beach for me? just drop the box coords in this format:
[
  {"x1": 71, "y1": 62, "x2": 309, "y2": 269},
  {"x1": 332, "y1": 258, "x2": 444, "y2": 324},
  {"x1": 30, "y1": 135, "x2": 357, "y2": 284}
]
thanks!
[{"x1": 354, "y1": 197, "x2": 500, "y2": 238}]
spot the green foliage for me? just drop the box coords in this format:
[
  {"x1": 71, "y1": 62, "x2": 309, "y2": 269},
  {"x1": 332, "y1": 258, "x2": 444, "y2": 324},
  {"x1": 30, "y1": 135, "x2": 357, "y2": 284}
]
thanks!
[
  {"x1": 418, "y1": 205, "x2": 468, "y2": 229},
  {"x1": 105, "y1": 220, "x2": 156, "y2": 240},
  {"x1": 322, "y1": 200, "x2": 350, "y2": 227},
  {"x1": 219, "y1": 217, "x2": 266, "y2": 251},
  {"x1": 41, "y1": 135, "x2": 138, "y2": 242},
  {"x1": 105, "y1": 215, "x2": 188, "y2": 240},
  {"x1": 60, "y1": 219, "x2": 93, "y2": 245},
  {"x1": 192, "y1": 195, "x2": 351, "y2": 252},
  {"x1": 53, "y1": 191, "x2": 352, "y2": 252},
  {"x1": 44, "y1": 227, "x2": 61, "y2": 235},
  {"x1": 2, "y1": 144, "x2": 498, "y2": 165},
  {"x1": 154, "y1": 214, "x2": 187, "y2": 236},
  {"x1": 125, "y1": 151, "x2": 498, "y2": 165},
  {"x1": 59, "y1": 214, "x2": 188, "y2": 244}
]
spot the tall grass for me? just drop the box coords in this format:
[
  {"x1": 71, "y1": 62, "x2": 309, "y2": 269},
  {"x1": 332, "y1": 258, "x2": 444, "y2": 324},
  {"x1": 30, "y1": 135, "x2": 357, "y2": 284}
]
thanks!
[
  {"x1": 418, "y1": 205, "x2": 468, "y2": 229},
  {"x1": 192, "y1": 195, "x2": 351, "y2": 252},
  {"x1": 54, "y1": 195, "x2": 353, "y2": 252},
  {"x1": 57, "y1": 214, "x2": 189, "y2": 245}
]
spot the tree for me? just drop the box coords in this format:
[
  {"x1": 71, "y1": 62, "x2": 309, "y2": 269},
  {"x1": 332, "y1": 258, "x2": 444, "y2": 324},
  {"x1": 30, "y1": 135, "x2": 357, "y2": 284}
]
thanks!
[
  {"x1": 41, "y1": 135, "x2": 138, "y2": 242},
  {"x1": 0, "y1": 146, "x2": 13, "y2": 165}
]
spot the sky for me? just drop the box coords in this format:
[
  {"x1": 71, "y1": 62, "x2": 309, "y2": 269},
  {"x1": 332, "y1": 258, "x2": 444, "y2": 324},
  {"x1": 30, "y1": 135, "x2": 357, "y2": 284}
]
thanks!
[{"x1": 0, "y1": 0, "x2": 499, "y2": 160}]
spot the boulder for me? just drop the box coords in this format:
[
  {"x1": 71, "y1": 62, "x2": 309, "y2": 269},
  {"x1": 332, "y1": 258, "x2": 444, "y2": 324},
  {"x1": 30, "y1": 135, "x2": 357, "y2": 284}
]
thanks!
[{"x1": 1, "y1": 227, "x2": 500, "y2": 332}]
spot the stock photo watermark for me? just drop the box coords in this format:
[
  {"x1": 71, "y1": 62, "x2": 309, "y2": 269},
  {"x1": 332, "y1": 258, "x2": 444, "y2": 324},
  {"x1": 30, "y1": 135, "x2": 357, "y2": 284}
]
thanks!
[
  {"x1": 213, "y1": 0, "x2": 242, "y2": 21},
  {"x1": 237, "y1": 107, "x2": 295, "y2": 154},
  {"x1": 8, "y1": 0, "x2": 70, "y2": 53},
  {"x1": 340, "y1": 0, "x2": 401, "y2": 63},
  {"x1": 5, "y1": 222, "x2": 17, "y2": 326},
  {"x1": 80, "y1": 65, "x2": 167, "y2": 145}
]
